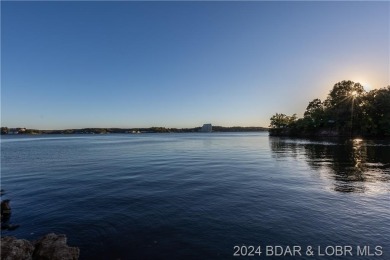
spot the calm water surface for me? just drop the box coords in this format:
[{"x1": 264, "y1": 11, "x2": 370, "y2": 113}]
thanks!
[{"x1": 1, "y1": 133, "x2": 389, "y2": 259}]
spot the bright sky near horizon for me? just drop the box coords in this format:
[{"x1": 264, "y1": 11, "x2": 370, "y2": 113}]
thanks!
[{"x1": 1, "y1": 1, "x2": 389, "y2": 129}]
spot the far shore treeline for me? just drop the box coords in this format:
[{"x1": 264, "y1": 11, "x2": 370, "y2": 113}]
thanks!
[
  {"x1": 0, "y1": 126, "x2": 268, "y2": 135},
  {"x1": 269, "y1": 80, "x2": 390, "y2": 137}
]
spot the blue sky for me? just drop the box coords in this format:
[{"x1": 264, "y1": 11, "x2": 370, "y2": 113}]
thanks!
[{"x1": 1, "y1": 1, "x2": 389, "y2": 129}]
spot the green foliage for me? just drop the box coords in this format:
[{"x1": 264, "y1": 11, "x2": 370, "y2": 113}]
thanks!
[
  {"x1": 304, "y1": 98, "x2": 325, "y2": 128},
  {"x1": 270, "y1": 81, "x2": 390, "y2": 137},
  {"x1": 323, "y1": 80, "x2": 366, "y2": 134},
  {"x1": 324, "y1": 80, "x2": 364, "y2": 109},
  {"x1": 363, "y1": 86, "x2": 390, "y2": 136},
  {"x1": 269, "y1": 113, "x2": 297, "y2": 128}
]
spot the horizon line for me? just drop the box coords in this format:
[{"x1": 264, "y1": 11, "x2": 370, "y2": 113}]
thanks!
[{"x1": 1, "y1": 125, "x2": 270, "y2": 131}]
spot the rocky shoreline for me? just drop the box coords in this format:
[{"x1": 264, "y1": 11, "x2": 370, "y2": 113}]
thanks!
[
  {"x1": 1, "y1": 233, "x2": 80, "y2": 260},
  {"x1": 1, "y1": 191, "x2": 79, "y2": 260}
]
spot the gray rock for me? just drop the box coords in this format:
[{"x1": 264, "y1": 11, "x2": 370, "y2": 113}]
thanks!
[
  {"x1": 1, "y1": 234, "x2": 79, "y2": 260},
  {"x1": 33, "y1": 233, "x2": 79, "y2": 260},
  {"x1": 1, "y1": 236, "x2": 34, "y2": 260}
]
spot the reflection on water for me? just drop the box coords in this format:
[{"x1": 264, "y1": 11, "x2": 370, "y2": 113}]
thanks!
[
  {"x1": 269, "y1": 137, "x2": 390, "y2": 193},
  {"x1": 2, "y1": 134, "x2": 389, "y2": 259}
]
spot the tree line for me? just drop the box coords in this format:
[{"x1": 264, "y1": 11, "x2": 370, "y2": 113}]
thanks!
[
  {"x1": 269, "y1": 80, "x2": 390, "y2": 137},
  {"x1": 0, "y1": 126, "x2": 268, "y2": 135}
]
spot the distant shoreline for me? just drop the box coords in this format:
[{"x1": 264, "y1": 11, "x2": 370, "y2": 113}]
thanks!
[{"x1": 1, "y1": 126, "x2": 268, "y2": 135}]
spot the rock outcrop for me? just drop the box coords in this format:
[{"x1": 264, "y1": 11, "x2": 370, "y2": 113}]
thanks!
[
  {"x1": 1, "y1": 233, "x2": 79, "y2": 260},
  {"x1": 0, "y1": 236, "x2": 34, "y2": 260},
  {"x1": 1, "y1": 199, "x2": 20, "y2": 231}
]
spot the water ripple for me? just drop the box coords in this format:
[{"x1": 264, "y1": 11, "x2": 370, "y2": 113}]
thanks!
[{"x1": 1, "y1": 133, "x2": 389, "y2": 259}]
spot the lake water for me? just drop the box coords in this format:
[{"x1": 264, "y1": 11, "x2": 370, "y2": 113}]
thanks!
[{"x1": 1, "y1": 133, "x2": 389, "y2": 259}]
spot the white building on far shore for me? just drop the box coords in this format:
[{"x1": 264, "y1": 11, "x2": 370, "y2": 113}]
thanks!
[{"x1": 200, "y1": 124, "x2": 212, "y2": 132}]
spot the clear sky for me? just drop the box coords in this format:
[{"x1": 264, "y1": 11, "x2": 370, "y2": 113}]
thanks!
[{"x1": 1, "y1": 1, "x2": 389, "y2": 129}]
